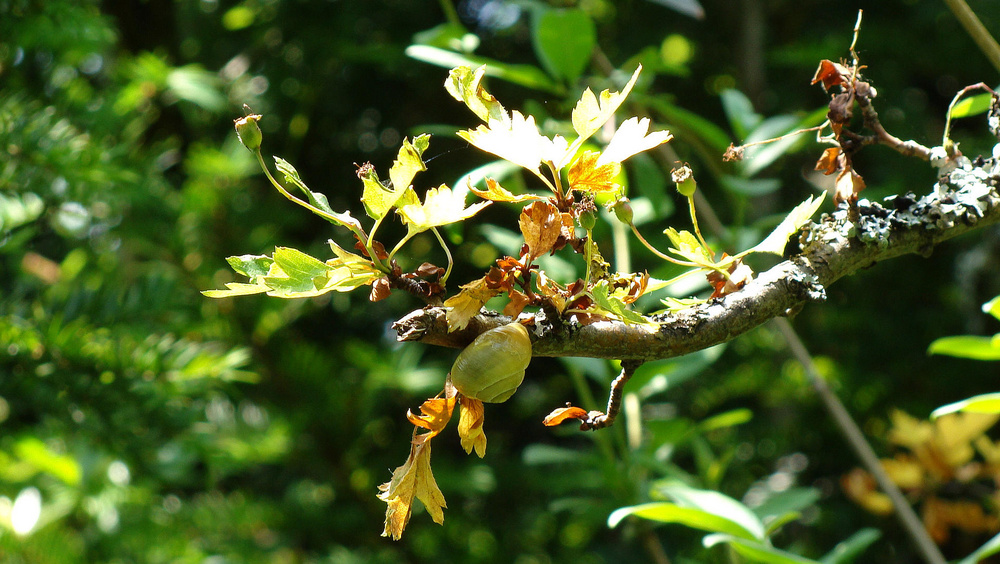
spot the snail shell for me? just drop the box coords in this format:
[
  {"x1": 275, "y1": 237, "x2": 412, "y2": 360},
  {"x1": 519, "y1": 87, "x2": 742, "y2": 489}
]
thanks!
[{"x1": 450, "y1": 322, "x2": 532, "y2": 403}]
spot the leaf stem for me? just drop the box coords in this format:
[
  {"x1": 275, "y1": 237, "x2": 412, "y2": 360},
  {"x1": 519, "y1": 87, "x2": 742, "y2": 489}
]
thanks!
[
  {"x1": 431, "y1": 227, "x2": 454, "y2": 284},
  {"x1": 687, "y1": 195, "x2": 712, "y2": 254},
  {"x1": 628, "y1": 224, "x2": 700, "y2": 268}
]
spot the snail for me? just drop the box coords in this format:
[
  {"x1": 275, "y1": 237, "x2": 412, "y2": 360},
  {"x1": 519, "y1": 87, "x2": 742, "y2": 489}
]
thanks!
[{"x1": 450, "y1": 322, "x2": 532, "y2": 403}]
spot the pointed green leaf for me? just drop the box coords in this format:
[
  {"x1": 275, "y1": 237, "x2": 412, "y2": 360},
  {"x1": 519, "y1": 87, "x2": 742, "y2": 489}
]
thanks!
[
  {"x1": 273, "y1": 156, "x2": 362, "y2": 230},
  {"x1": 608, "y1": 502, "x2": 759, "y2": 540},
  {"x1": 957, "y1": 530, "x2": 1000, "y2": 564},
  {"x1": 751, "y1": 193, "x2": 826, "y2": 255},
  {"x1": 531, "y1": 8, "x2": 596, "y2": 83},
  {"x1": 931, "y1": 393, "x2": 1000, "y2": 419},
  {"x1": 820, "y1": 528, "x2": 881, "y2": 564},
  {"x1": 927, "y1": 335, "x2": 1000, "y2": 360},
  {"x1": 657, "y1": 482, "x2": 766, "y2": 540},
  {"x1": 409, "y1": 48, "x2": 561, "y2": 94},
  {"x1": 664, "y1": 227, "x2": 716, "y2": 266},
  {"x1": 202, "y1": 282, "x2": 272, "y2": 298},
  {"x1": 950, "y1": 92, "x2": 994, "y2": 119},
  {"x1": 703, "y1": 534, "x2": 819, "y2": 564}
]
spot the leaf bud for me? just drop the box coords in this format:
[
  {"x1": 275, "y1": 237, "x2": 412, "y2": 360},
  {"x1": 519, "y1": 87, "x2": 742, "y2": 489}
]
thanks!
[
  {"x1": 672, "y1": 164, "x2": 697, "y2": 197},
  {"x1": 609, "y1": 197, "x2": 634, "y2": 225},
  {"x1": 235, "y1": 112, "x2": 263, "y2": 152}
]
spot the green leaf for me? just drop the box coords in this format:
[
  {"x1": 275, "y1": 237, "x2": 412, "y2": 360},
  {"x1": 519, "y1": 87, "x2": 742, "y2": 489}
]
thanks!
[
  {"x1": 202, "y1": 282, "x2": 271, "y2": 298},
  {"x1": 720, "y1": 89, "x2": 762, "y2": 139},
  {"x1": 957, "y1": 530, "x2": 1000, "y2": 564},
  {"x1": 751, "y1": 193, "x2": 826, "y2": 255},
  {"x1": 397, "y1": 184, "x2": 491, "y2": 234},
  {"x1": 721, "y1": 175, "x2": 781, "y2": 197},
  {"x1": 409, "y1": 47, "x2": 562, "y2": 94},
  {"x1": 443, "y1": 65, "x2": 509, "y2": 126},
  {"x1": 591, "y1": 280, "x2": 649, "y2": 325},
  {"x1": 608, "y1": 502, "x2": 761, "y2": 540},
  {"x1": 950, "y1": 92, "x2": 994, "y2": 119},
  {"x1": 166, "y1": 64, "x2": 226, "y2": 111},
  {"x1": 273, "y1": 156, "x2": 363, "y2": 230},
  {"x1": 14, "y1": 437, "x2": 82, "y2": 486},
  {"x1": 531, "y1": 8, "x2": 596, "y2": 83},
  {"x1": 927, "y1": 335, "x2": 1000, "y2": 360},
  {"x1": 664, "y1": 227, "x2": 716, "y2": 266},
  {"x1": 739, "y1": 107, "x2": 827, "y2": 177},
  {"x1": 225, "y1": 254, "x2": 273, "y2": 278},
  {"x1": 703, "y1": 534, "x2": 819, "y2": 564},
  {"x1": 699, "y1": 408, "x2": 753, "y2": 432},
  {"x1": 820, "y1": 528, "x2": 881, "y2": 564},
  {"x1": 931, "y1": 393, "x2": 1000, "y2": 419},
  {"x1": 656, "y1": 481, "x2": 766, "y2": 540},
  {"x1": 752, "y1": 487, "x2": 821, "y2": 525},
  {"x1": 983, "y1": 295, "x2": 1000, "y2": 321}
]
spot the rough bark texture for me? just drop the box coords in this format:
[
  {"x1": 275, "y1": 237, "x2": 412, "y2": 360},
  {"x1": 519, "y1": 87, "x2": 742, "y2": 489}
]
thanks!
[{"x1": 394, "y1": 150, "x2": 1000, "y2": 362}]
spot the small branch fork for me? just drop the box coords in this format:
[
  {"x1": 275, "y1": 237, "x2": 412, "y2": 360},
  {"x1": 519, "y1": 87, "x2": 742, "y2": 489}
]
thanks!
[{"x1": 579, "y1": 360, "x2": 644, "y2": 431}]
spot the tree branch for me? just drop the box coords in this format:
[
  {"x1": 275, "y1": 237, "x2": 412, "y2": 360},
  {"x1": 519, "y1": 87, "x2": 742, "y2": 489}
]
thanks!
[{"x1": 394, "y1": 155, "x2": 1000, "y2": 360}]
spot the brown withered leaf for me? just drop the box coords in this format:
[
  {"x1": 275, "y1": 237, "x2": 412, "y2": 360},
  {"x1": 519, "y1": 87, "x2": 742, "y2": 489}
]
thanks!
[
  {"x1": 503, "y1": 290, "x2": 533, "y2": 318},
  {"x1": 834, "y1": 168, "x2": 865, "y2": 206},
  {"x1": 378, "y1": 432, "x2": 446, "y2": 540},
  {"x1": 568, "y1": 150, "x2": 621, "y2": 193},
  {"x1": 443, "y1": 277, "x2": 501, "y2": 331},
  {"x1": 413, "y1": 262, "x2": 445, "y2": 279},
  {"x1": 815, "y1": 147, "x2": 842, "y2": 175},
  {"x1": 519, "y1": 201, "x2": 562, "y2": 261},
  {"x1": 458, "y1": 396, "x2": 487, "y2": 458},
  {"x1": 707, "y1": 256, "x2": 754, "y2": 299},
  {"x1": 543, "y1": 405, "x2": 591, "y2": 426},
  {"x1": 370, "y1": 277, "x2": 392, "y2": 302},
  {"x1": 470, "y1": 177, "x2": 545, "y2": 203},
  {"x1": 811, "y1": 59, "x2": 851, "y2": 91},
  {"x1": 723, "y1": 143, "x2": 745, "y2": 162}
]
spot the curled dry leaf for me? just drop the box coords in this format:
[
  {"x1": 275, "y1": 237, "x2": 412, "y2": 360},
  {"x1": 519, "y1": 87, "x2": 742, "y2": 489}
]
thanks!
[
  {"x1": 707, "y1": 256, "x2": 754, "y2": 299},
  {"x1": 443, "y1": 276, "x2": 501, "y2": 331},
  {"x1": 834, "y1": 168, "x2": 866, "y2": 206},
  {"x1": 378, "y1": 382, "x2": 458, "y2": 540},
  {"x1": 458, "y1": 396, "x2": 487, "y2": 458},
  {"x1": 811, "y1": 59, "x2": 851, "y2": 91},
  {"x1": 542, "y1": 405, "x2": 591, "y2": 426}
]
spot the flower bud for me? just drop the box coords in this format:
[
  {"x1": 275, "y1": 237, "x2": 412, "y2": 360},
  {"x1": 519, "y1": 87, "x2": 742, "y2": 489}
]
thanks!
[
  {"x1": 609, "y1": 197, "x2": 633, "y2": 225},
  {"x1": 235, "y1": 112, "x2": 263, "y2": 152},
  {"x1": 672, "y1": 164, "x2": 697, "y2": 197},
  {"x1": 578, "y1": 209, "x2": 596, "y2": 231}
]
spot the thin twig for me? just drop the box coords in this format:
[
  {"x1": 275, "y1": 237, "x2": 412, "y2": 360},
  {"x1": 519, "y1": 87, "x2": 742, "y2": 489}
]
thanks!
[
  {"x1": 580, "y1": 360, "x2": 643, "y2": 430},
  {"x1": 773, "y1": 318, "x2": 946, "y2": 564},
  {"x1": 942, "y1": 0, "x2": 1000, "y2": 75}
]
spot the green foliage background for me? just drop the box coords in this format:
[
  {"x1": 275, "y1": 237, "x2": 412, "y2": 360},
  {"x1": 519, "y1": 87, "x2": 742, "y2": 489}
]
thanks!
[{"x1": 2, "y1": 0, "x2": 999, "y2": 562}]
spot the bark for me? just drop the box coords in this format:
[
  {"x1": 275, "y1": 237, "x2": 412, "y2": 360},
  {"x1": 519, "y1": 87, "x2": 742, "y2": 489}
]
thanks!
[{"x1": 394, "y1": 152, "x2": 1000, "y2": 362}]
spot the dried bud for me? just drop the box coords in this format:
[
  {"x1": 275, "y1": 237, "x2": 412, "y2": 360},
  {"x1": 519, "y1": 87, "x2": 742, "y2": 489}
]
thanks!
[
  {"x1": 671, "y1": 164, "x2": 697, "y2": 197},
  {"x1": 235, "y1": 112, "x2": 263, "y2": 152},
  {"x1": 609, "y1": 197, "x2": 633, "y2": 225}
]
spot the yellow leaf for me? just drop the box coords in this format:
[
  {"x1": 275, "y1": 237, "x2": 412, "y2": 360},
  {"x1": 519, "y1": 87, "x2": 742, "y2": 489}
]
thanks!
[
  {"x1": 571, "y1": 65, "x2": 642, "y2": 146},
  {"x1": 459, "y1": 111, "x2": 570, "y2": 173},
  {"x1": 443, "y1": 276, "x2": 501, "y2": 331},
  {"x1": 458, "y1": 396, "x2": 487, "y2": 458},
  {"x1": 445, "y1": 66, "x2": 509, "y2": 127},
  {"x1": 406, "y1": 382, "x2": 458, "y2": 439},
  {"x1": 568, "y1": 150, "x2": 621, "y2": 193},
  {"x1": 469, "y1": 177, "x2": 546, "y2": 203},
  {"x1": 663, "y1": 227, "x2": 715, "y2": 267},
  {"x1": 398, "y1": 184, "x2": 491, "y2": 234},
  {"x1": 377, "y1": 433, "x2": 447, "y2": 540},
  {"x1": 543, "y1": 405, "x2": 591, "y2": 426},
  {"x1": 750, "y1": 193, "x2": 826, "y2": 256},
  {"x1": 596, "y1": 117, "x2": 672, "y2": 166}
]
